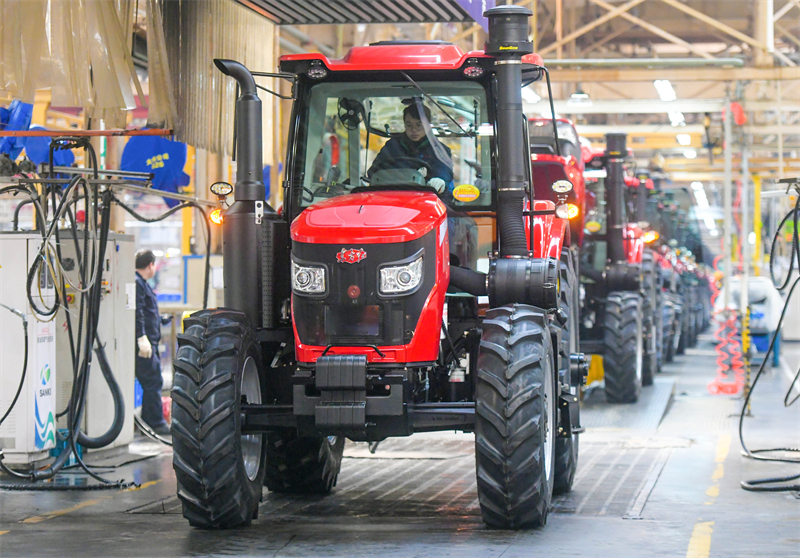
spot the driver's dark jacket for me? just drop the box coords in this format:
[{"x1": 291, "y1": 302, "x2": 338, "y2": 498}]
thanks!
[{"x1": 367, "y1": 134, "x2": 454, "y2": 186}]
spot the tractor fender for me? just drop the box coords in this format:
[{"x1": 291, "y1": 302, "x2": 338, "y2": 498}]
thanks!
[{"x1": 527, "y1": 200, "x2": 569, "y2": 259}]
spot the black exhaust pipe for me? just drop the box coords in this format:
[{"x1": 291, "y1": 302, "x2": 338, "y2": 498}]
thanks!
[
  {"x1": 485, "y1": 6, "x2": 532, "y2": 257},
  {"x1": 605, "y1": 132, "x2": 627, "y2": 264},
  {"x1": 214, "y1": 59, "x2": 281, "y2": 327},
  {"x1": 214, "y1": 59, "x2": 264, "y2": 201}
]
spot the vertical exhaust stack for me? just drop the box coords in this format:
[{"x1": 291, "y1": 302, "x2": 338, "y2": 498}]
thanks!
[
  {"x1": 605, "y1": 132, "x2": 628, "y2": 264},
  {"x1": 484, "y1": 5, "x2": 533, "y2": 257},
  {"x1": 214, "y1": 59, "x2": 275, "y2": 327}
]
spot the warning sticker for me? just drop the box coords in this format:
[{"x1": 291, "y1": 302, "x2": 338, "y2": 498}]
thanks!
[{"x1": 452, "y1": 184, "x2": 480, "y2": 203}]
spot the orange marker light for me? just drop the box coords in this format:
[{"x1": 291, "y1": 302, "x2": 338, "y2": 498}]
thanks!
[
  {"x1": 567, "y1": 203, "x2": 579, "y2": 219},
  {"x1": 210, "y1": 208, "x2": 224, "y2": 225},
  {"x1": 644, "y1": 230, "x2": 659, "y2": 243}
]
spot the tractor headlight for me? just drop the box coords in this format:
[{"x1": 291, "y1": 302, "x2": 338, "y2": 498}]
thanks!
[
  {"x1": 292, "y1": 261, "x2": 326, "y2": 294},
  {"x1": 379, "y1": 256, "x2": 423, "y2": 295}
]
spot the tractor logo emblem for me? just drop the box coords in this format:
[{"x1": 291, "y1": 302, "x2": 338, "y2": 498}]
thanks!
[{"x1": 336, "y1": 248, "x2": 367, "y2": 264}]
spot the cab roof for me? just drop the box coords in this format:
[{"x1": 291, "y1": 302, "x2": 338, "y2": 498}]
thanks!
[{"x1": 280, "y1": 41, "x2": 544, "y2": 72}]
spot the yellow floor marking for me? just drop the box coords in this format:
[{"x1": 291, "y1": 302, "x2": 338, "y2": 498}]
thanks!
[
  {"x1": 0, "y1": 531, "x2": 9, "y2": 536},
  {"x1": 686, "y1": 521, "x2": 715, "y2": 558},
  {"x1": 120, "y1": 479, "x2": 161, "y2": 492},
  {"x1": 21, "y1": 498, "x2": 108, "y2": 524},
  {"x1": 711, "y1": 463, "x2": 724, "y2": 482},
  {"x1": 705, "y1": 485, "x2": 719, "y2": 498},
  {"x1": 715, "y1": 434, "x2": 731, "y2": 463}
]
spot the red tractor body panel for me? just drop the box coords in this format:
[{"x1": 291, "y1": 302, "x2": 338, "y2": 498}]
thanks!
[
  {"x1": 524, "y1": 200, "x2": 568, "y2": 258},
  {"x1": 290, "y1": 191, "x2": 449, "y2": 365},
  {"x1": 281, "y1": 47, "x2": 543, "y2": 71},
  {"x1": 291, "y1": 191, "x2": 447, "y2": 244},
  {"x1": 623, "y1": 223, "x2": 645, "y2": 264}
]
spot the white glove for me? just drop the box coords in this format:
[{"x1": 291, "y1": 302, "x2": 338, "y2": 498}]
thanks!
[
  {"x1": 137, "y1": 335, "x2": 153, "y2": 359},
  {"x1": 427, "y1": 177, "x2": 446, "y2": 193}
]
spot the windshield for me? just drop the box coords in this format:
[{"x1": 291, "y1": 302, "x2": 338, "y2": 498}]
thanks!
[
  {"x1": 529, "y1": 120, "x2": 581, "y2": 160},
  {"x1": 294, "y1": 80, "x2": 493, "y2": 209}
]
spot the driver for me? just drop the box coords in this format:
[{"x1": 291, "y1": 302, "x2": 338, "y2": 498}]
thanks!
[{"x1": 367, "y1": 103, "x2": 453, "y2": 194}]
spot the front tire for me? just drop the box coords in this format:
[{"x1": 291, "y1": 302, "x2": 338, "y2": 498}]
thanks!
[
  {"x1": 265, "y1": 433, "x2": 344, "y2": 494},
  {"x1": 553, "y1": 251, "x2": 579, "y2": 495},
  {"x1": 641, "y1": 252, "x2": 658, "y2": 386},
  {"x1": 603, "y1": 292, "x2": 643, "y2": 403},
  {"x1": 476, "y1": 305, "x2": 557, "y2": 529},
  {"x1": 171, "y1": 309, "x2": 266, "y2": 529}
]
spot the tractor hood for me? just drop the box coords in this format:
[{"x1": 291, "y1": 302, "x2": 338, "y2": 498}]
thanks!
[{"x1": 291, "y1": 191, "x2": 447, "y2": 244}]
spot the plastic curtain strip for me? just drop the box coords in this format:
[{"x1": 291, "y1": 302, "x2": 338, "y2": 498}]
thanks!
[
  {"x1": 2, "y1": 1, "x2": 143, "y2": 125},
  {"x1": 145, "y1": 0, "x2": 177, "y2": 129},
  {"x1": 0, "y1": 0, "x2": 50, "y2": 102},
  {"x1": 162, "y1": 0, "x2": 275, "y2": 155}
]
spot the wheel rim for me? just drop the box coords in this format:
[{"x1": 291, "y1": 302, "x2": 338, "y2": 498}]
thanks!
[
  {"x1": 240, "y1": 356, "x2": 262, "y2": 482},
  {"x1": 544, "y1": 359, "x2": 554, "y2": 481}
]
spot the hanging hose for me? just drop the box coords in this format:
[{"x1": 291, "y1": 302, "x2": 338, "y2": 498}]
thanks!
[{"x1": 738, "y1": 185, "x2": 800, "y2": 492}]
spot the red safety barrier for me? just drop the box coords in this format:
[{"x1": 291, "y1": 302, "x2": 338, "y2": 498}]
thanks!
[{"x1": 708, "y1": 254, "x2": 745, "y2": 395}]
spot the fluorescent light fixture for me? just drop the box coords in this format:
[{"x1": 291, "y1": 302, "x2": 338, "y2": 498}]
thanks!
[
  {"x1": 669, "y1": 111, "x2": 685, "y2": 127},
  {"x1": 521, "y1": 87, "x2": 541, "y2": 104},
  {"x1": 677, "y1": 134, "x2": 692, "y2": 146},
  {"x1": 654, "y1": 80, "x2": 677, "y2": 102},
  {"x1": 691, "y1": 181, "x2": 704, "y2": 190},
  {"x1": 694, "y1": 186, "x2": 710, "y2": 209},
  {"x1": 684, "y1": 149, "x2": 697, "y2": 159},
  {"x1": 568, "y1": 86, "x2": 592, "y2": 106},
  {"x1": 748, "y1": 231, "x2": 756, "y2": 244}
]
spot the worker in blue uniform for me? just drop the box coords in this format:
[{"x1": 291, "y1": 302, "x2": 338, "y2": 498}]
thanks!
[
  {"x1": 135, "y1": 250, "x2": 171, "y2": 435},
  {"x1": 368, "y1": 102, "x2": 454, "y2": 195}
]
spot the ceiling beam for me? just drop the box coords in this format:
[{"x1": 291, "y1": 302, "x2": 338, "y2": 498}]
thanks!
[
  {"x1": 525, "y1": 99, "x2": 799, "y2": 115},
  {"x1": 657, "y1": 0, "x2": 768, "y2": 51},
  {"x1": 538, "y1": 0, "x2": 646, "y2": 56},
  {"x1": 588, "y1": 0, "x2": 714, "y2": 59},
  {"x1": 545, "y1": 65, "x2": 800, "y2": 82}
]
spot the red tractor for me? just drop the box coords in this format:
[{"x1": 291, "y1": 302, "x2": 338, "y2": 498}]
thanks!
[
  {"x1": 171, "y1": 6, "x2": 584, "y2": 531},
  {"x1": 579, "y1": 133, "x2": 659, "y2": 403}
]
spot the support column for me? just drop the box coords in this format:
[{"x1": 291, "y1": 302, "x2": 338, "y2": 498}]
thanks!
[
  {"x1": 754, "y1": 0, "x2": 775, "y2": 67},
  {"x1": 740, "y1": 140, "x2": 750, "y2": 316},
  {"x1": 722, "y1": 102, "x2": 733, "y2": 312}
]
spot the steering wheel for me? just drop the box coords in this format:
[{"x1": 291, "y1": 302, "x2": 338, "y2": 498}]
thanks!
[{"x1": 370, "y1": 156, "x2": 434, "y2": 179}]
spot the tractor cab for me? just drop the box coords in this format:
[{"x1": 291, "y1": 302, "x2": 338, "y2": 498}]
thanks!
[{"x1": 528, "y1": 117, "x2": 586, "y2": 245}]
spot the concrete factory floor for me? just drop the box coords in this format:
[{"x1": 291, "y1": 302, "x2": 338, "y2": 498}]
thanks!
[{"x1": 1, "y1": 337, "x2": 799, "y2": 557}]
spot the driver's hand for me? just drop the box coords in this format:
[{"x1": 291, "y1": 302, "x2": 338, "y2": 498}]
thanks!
[{"x1": 427, "y1": 178, "x2": 446, "y2": 193}]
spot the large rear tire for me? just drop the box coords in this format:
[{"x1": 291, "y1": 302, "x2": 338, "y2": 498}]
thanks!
[
  {"x1": 553, "y1": 251, "x2": 579, "y2": 495},
  {"x1": 641, "y1": 252, "x2": 658, "y2": 386},
  {"x1": 603, "y1": 292, "x2": 643, "y2": 403},
  {"x1": 171, "y1": 309, "x2": 266, "y2": 529},
  {"x1": 265, "y1": 433, "x2": 344, "y2": 494},
  {"x1": 476, "y1": 305, "x2": 556, "y2": 529}
]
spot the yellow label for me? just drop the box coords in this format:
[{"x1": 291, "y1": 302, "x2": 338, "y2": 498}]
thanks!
[
  {"x1": 452, "y1": 184, "x2": 481, "y2": 202},
  {"x1": 585, "y1": 221, "x2": 602, "y2": 233},
  {"x1": 499, "y1": 46, "x2": 519, "y2": 50}
]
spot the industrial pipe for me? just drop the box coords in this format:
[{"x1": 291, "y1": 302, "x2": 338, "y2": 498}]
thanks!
[
  {"x1": 605, "y1": 132, "x2": 628, "y2": 264},
  {"x1": 485, "y1": 5, "x2": 533, "y2": 257}
]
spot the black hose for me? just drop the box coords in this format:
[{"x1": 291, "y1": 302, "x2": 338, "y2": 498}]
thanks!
[
  {"x1": 73, "y1": 335, "x2": 125, "y2": 449},
  {"x1": 449, "y1": 266, "x2": 487, "y2": 296},
  {"x1": 0, "y1": 305, "x2": 28, "y2": 427},
  {"x1": 12, "y1": 198, "x2": 33, "y2": 230},
  {"x1": 738, "y1": 186, "x2": 800, "y2": 492}
]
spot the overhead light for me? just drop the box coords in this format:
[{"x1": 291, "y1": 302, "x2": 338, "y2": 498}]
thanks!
[
  {"x1": 691, "y1": 181, "x2": 704, "y2": 190},
  {"x1": 654, "y1": 80, "x2": 677, "y2": 102},
  {"x1": 521, "y1": 87, "x2": 541, "y2": 104},
  {"x1": 693, "y1": 185, "x2": 710, "y2": 209},
  {"x1": 748, "y1": 231, "x2": 756, "y2": 244},
  {"x1": 669, "y1": 111, "x2": 685, "y2": 127},
  {"x1": 677, "y1": 134, "x2": 692, "y2": 146},
  {"x1": 684, "y1": 149, "x2": 697, "y2": 159},
  {"x1": 568, "y1": 85, "x2": 592, "y2": 106}
]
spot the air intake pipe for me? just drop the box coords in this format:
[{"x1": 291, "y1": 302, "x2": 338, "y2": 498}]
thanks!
[
  {"x1": 605, "y1": 132, "x2": 628, "y2": 264},
  {"x1": 214, "y1": 59, "x2": 277, "y2": 327},
  {"x1": 484, "y1": 6, "x2": 532, "y2": 257}
]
